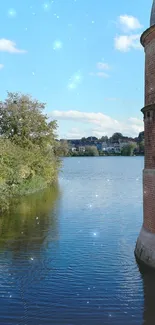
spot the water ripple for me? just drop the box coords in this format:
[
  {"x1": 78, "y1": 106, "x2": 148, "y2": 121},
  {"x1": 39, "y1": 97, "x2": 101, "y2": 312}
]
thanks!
[{"x1": 0, "y1": 157, "x2": 146, "y2": 325}]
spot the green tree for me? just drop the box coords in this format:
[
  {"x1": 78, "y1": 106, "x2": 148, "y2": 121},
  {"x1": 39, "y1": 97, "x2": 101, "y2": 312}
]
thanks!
[
  {"x1": 100, "y1": 136, "x2": 108, "y2": 142},
  {"x1": 85, "y1": 146, "x2": 99, "y2": 156},
  {"x1": 110, "y1": 133, "x2": 124, "y2": 142},
  {"x1": 55, "y1": 140, "x2": 69, "y2": 157},
  {"x1": 139, "y1": 140, "x2": 144, "y2": 154},
  {"x1": 138, "y1": 131, "x2": 144, "y2": 143},
  {"x1": 0, "y1": 92, "x2": 57, "y2": 149},
  {"x1": 121, "y1": 143, "x2": 137, "y2": 156},
  {"x1": 70, "y1": 151, "x2": 80, "y2": 157},
  {"x1": 81, "y1": 137, "x2": 87, "y2": 143},
  {"x1": 0, "y1": 92, "x2": 60, "y2": 213}
]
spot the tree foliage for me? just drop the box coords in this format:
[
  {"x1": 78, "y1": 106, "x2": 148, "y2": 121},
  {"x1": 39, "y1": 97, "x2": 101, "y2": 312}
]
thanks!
[
  {"x1": 55, "y1": 140, "x2": 69, "y2": 157},
  {"x1": 121, "y1": 143, "x2": 137, "y2": 156},
  {"x1": 139, "y1": 140, "x2": 144, "y2": 154},
  {"x1": 85, "y1": 146, "x2": 99, "y2": 156},
  {"x1": 110, "y1": 132, "x2": 124, "y2": 142},
  {"x1": 0, "y1": 92, "x2": 60, "y2": 213},
  {"x1": 100, "y1": 136, "x2": 108, "y2": 142},
  {"x1": 0, "y1": 92, "x2": 57, "y2": 148},
  {"x1": 138, "y1": 131, "x2": 144, "y2": 143}
]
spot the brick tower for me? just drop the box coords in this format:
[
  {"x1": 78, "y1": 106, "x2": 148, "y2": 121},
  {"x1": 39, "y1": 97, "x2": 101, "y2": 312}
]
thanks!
[{"x1": 135, "y1": 0, "x2": 155, "y2": 268}]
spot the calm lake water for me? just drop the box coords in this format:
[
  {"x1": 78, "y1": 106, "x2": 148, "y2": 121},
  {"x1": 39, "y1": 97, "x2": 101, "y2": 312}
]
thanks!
[{"x1": 1, "y1": 156, "x2": 155, "y2": 325}]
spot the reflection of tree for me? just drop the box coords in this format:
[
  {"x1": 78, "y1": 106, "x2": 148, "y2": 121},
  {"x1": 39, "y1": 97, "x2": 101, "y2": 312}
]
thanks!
[
  {"x1": 0, "y1": 185, "x2": 61, "y2": 323},
  {"x1": 138, "y1": 263, "x2": 155, "y2": 325},
  {"x1": 0, "y1": 184, "x2": 60, "y2": 253}
]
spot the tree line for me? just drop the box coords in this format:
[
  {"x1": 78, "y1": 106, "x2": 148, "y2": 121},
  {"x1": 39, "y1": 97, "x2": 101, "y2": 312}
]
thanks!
[{"x1": 57, "y1": 134, "x2": 144, "y2": 157}]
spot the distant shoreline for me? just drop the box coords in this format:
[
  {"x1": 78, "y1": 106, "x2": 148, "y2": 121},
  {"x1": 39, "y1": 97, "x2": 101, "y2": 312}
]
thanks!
[{"x1": 62, "y1": 154, "x2": 144, "y2": 158}]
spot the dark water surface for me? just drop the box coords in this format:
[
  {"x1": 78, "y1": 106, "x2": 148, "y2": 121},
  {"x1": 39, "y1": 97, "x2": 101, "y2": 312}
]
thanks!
[{"x1": 0, "y1": 156, "x2": 154, "y2": 325}]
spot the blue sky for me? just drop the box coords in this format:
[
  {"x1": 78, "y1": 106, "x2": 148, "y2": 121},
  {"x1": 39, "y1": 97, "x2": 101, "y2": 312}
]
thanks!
[{"x1": 0, "y1": 0, "x2": 152, "y2": 138}]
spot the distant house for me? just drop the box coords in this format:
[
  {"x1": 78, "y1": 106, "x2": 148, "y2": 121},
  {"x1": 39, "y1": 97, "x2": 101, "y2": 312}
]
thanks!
[
  {"x1": 95, "y1": 142, "x2": 102, "y2": 151},
  {"x1": 113, "y1": 143, "x2": 121, "y2": 153},
  {"x1": 78, "y1": 146, "x2": 86, "y2": 153},
  {"x1": 119, "y1": 141, "x2": 135, "y2": 149},
  {"x1": 71, "y1": 147, "x2": 77, "y2": 152},
  {"x1": 59, "y1": 135, "x2": 141, "y2": 155},
  {"x1": 67, "y1": 142, "x2": 77, "y2": 152},
  {"x1": 102, "y1": 142, "x2": 108, "y2": 151},
  {"x1": 104, "y1": 145, "x2": 114, "y2": 153},
  {"x1": 103, "y1": 142, "x2": 121, "y2": 154}
]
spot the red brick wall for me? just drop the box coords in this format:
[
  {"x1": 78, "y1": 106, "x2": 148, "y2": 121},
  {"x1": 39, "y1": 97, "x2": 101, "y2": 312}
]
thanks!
[
  {"x1": 143, "y1": 28, "x2": 155, "y2": 233},
  {"x1": 143, "y1": 171, "x2": 155, "y2": 232},
  {"x1": 144, "y1": 113, "x2": 155, "y2": 169},
  {"x1": 144, "y1": 34, "x2": 155, "y2": 170},
  {"x1": 145, "y1": 38, "x2": 155, "y2": 105}
]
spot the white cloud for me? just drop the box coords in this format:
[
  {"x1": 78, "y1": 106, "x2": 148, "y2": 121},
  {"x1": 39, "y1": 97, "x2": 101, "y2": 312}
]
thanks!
[
  {"x1": 114, "y1": 15, "x2": 143, "y2": 52},
  {"x1": 114, "y1": 34, "x2": 141, "y2": 52},
  {"x1": 49, "y1": 110, "x2": 143, "y2": 138},
  {"x1": 128, "y1": 117, "x2": 143, "y2": 125},
  {"x1": 64, "y1": 127, "x2": 84, "y2": 139},
  {"x1": 0, "y1": 64, "x2": 4, "y2": 70},
  {"x1": 118, "y1": 15, "x2": 143, "y2": 31},
  {"x1": 90, "y1": 61, "x2": 110, "y2": 78},
  {"x1": 97, "y1": 62, "x2": 110, "y2": 70},
  {"x1": 0, "y1": 39, "x2": 26, "y2": 53}
]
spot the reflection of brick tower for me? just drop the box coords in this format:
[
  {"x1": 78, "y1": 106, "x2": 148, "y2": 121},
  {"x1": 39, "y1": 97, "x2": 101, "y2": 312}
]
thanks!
[
  {"x1": 135, "y1": 0, "x2": 155, "y2": 268},
  {"x1": 141, "y1": 270, "x2": 155, "y2": 325}
]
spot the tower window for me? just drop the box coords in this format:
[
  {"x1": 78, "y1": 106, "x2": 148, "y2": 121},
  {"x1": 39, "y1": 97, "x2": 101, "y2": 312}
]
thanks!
[{"x1": 147, "y1": 111, "x2": 150, "y2": 118}]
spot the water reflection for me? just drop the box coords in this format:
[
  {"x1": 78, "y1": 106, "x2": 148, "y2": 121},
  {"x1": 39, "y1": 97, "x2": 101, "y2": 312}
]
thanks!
[
  {"x1": 139, "y1": 264, "x2": 155, "y2": 325},
  {"x1": 0, "y1": 185, "x2": 60, "y2": 253},
  {"x1": 0, "y1": 185, "x2": 60, "y2": 325}
]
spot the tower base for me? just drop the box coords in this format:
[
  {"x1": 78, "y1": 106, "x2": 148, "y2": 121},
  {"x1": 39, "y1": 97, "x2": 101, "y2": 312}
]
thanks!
[{"x1": 135, "y1": 226, "x2": 155, "y2": 269}]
